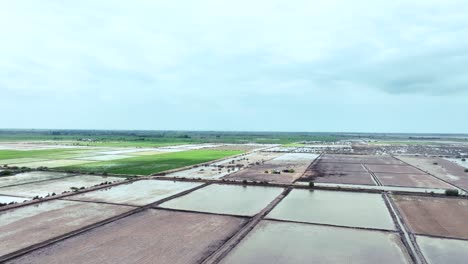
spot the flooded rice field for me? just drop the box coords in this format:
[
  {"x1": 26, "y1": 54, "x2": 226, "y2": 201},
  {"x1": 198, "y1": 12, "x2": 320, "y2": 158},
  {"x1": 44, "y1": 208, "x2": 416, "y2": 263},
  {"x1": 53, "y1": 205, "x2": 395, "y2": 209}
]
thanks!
[
  {"x1": 416, "y1": 235, "x2": 468, "y2": 264},
  {"x1": 220, "y1": 220, "x2": 410, "y2": 264},
  {"x1": 0, "y1": 195, "x2": 29, "y2": 204},
  {"x1": 0, "y1": 171, "x2": 76, "y2": 188},
  {"x1": 392, "y1": 195, "x2": 468, "y2": 239},
  {"x1": 6, "y1": 209, "x2": 247, "y2": 264},
  {"x1": 267, "y1": 189, "x2": 396, "y2": 230},
  {"x1": 65, "y1": 180, "x2": 202, "y2": 206},
  {"x1": 0, "y1": 175, "x2": 123, "y2": 198},
  {"x1": 0, "y1": 199, "x2": 132, "y2": 256},
  {"x1": 159, "y1": 184, "x2": 283, "y2": 216}
]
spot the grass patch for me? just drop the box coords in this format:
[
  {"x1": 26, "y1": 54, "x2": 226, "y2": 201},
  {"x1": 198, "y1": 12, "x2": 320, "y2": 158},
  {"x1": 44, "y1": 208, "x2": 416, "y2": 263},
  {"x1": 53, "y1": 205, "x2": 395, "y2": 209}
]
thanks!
[
  {"x1": 59, "y1": 149, "x2": 243, "y2": 175},
  {"x1": 0, "y1": 148, "x2": 84, "y2": 161}
]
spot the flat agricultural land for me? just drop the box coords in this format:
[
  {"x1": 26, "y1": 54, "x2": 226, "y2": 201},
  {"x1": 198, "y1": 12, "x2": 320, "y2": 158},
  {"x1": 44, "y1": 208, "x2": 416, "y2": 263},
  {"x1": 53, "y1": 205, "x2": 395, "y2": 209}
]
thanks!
[
  {"x1": 7, "y1": 209, "x2": 247, "y2": 264},
  {"x1": 220, "y1": 220, "x2": 410, "y2": 264},
  {"x1": 222, "y1": 153, "x2": 316, "y2": 184},
  {"x1": 0, "y1": 171, "x2": 76, "y2": 188},
  {"x1": 301, "y1": 154, "x2": 376, "y2": 185},
  {"x1": 267, "y1": 189, "x2": 396, "y2": 230},
  {"x1": 0, "y1": 200, "x2": 132, "y2": 256},
  {"x1": 416, "y1": 235, "x2": 468, "y2": 264},
  {"x1": 398, "y1": 156, "x2": 468, "y2": 190},
  {"x1": 374, "y1": 172, "x2": 453, "y2": 189},
  {"x1": 392, "y1": 195, "x2": 468, "y2": 239},
  {"x1": 0, "y1": 175, "x2": 123, "y2": 198},
  {"x1": 65, "y1": 180, "x2": 202, "y2": 206},
  {"x1": 159, "y1": 184, "x2": 283, "y2": 216},
  {"x1": 59, "y1": 149, "x2": 243, "y2": 175}
]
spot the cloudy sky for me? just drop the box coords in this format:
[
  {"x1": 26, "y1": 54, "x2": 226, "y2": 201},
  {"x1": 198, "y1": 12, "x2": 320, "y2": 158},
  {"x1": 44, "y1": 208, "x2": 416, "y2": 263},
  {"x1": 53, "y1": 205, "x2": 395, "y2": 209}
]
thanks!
[{"x1": 1, "y1": 0, "x2": 467, "y2": 133}]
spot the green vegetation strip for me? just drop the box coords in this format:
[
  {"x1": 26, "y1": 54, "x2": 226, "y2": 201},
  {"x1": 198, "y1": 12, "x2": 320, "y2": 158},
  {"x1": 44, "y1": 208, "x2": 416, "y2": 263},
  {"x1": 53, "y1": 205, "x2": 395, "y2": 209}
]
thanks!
[
  {"x1": 58, "y1": 149, "x2": 243, "y2": 175},
  {"x1": 0, "y1": 149, "x2": 86, "y2": 161}
]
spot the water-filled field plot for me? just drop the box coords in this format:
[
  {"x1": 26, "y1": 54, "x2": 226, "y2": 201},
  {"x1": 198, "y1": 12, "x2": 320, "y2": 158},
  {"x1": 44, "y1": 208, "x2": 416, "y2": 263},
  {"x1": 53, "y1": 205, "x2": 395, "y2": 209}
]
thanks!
[
  {"x1": 0, "y1": 200, "x2": 132, "y2": 257},
  {"x1": 0, "y1": 175, "x2": 123, "y2": 198},
  {"x1": 416, "y1": 235, "x2": 468, "y2": 264},
  {"x1": 65, "y1": 180, "x2": 202, "y2": 206},
  {"x1": 392, "y1": 195, "x2": 468, "y2": 239},
  {"x1": 398, "y1": 156, "x2": 468, "y2": 190},
  {"x1": 267, "y1": 189, "x2": 396, "y2": 230},
  {"x1": 0, "y1": 171, "x2": 76, "y2": 188},
  {"x1": 0, "y1": 195, "x2": 29, "y2": 204},
  {"x1": 6, "y1": 209, "x2": 247, "y2": 264},
  {"x1": 159, "y1": 184, "x2": 283, "y2": 216},
  {"x1": 220, "y1": 220, "x2": 411, "y2": 264}
]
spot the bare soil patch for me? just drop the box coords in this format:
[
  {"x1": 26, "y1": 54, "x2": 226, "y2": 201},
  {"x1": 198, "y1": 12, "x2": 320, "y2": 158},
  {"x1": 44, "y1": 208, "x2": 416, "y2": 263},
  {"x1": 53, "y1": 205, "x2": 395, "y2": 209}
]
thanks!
[
  {"x1": 398, "y1": 156, "x2": 468, "y2": 190},
  {"x1": 375, "y1": 173, "x2": 453, "y2": 189},
  {"x1": 7, "y1": 209, "x2": 247, "y2": 264},
  {"x1": 365, "y1": 164, "x2": 424, "y2": 174},
  {"x1": 0, "y1": 200, "x2": 132, "y2": 256},
  {"x1": 393, "y1": 195, "x2": 468, "y2": 239}
]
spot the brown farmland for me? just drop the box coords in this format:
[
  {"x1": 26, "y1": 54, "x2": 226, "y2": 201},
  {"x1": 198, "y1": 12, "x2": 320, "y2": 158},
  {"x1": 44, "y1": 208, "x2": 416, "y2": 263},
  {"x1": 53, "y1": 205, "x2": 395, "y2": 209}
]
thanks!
[
  {"x1": 393, "y1": 195, "x2": 468, "y2": 239},
  {"x1": 7, "y1": 209, "x2": 247, "y2": 264},
  {"x1": 0, "y1": 200, "x2": 132, "y2": 256},
  {"x1": 365, "y1": 164, "x2": 424, "y2": 174},
  {"x1": 374, "y1": 173, "x2": 453, "y2": 189},
  {"x1": 398, "y1": 156, "x2": 468, "y2": 190}
]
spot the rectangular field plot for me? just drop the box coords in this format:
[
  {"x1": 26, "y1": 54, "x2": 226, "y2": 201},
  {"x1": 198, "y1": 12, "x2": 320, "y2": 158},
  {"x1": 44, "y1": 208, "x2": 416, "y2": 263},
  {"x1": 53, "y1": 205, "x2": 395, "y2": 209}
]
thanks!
[
  {"x1": 0, "y1": 158, "x2": 49, "y2": 166},
  {"x1": 393, "y1": 195, "x2": 468, "y2": 239},
  {"x1": 220, "y1": 220, "x2": 410, "y2": 264},
  {"x1": 65, "y1": 180, "x2": 202, "y2": 206},
  {"x1": 159, "y1": 184, "x2": 282, "y2": 216},
  {"x1": 398, "y1": 156, "x2": 468, "y2": 190},
  {"x1": 267, "y1": 189, "x2": 396, "y2": 230},
  {"x1": 0, "y1": 175, "x2": 123, "y2": 198},
  {"x1": 6, "y1": 209, "x2": 247, "y2": 264},
  {"x1": 375, "y1": 172, "x2": 453, "y2": 189},
  {"x1": 0, "y1": 171, "x2": 76, "y2": 188},
  {"x1": 0, "y1": 200, "x2": 132, "y2": 257},
  {"x1": 314, "y1": 162, "x2": 368, "y2": 172},
  {"x1": 365, "y1": 164, "x2": 424, "y2": 174},
  {"x1": 416, "y1": 235, "x2": 468, "y2": 264},
  {"x1": 8, "y1": 159, "x2": 99, "y2": 169},
  {"x1": 0, "y1": 195, "x2": 29, "y2": 204},
  {"x1": 310, "y1": 171, "x2": 376, "y2": 185},
  {"x1": 74, "y1": 154, "x2": 133, "y2": 161}
]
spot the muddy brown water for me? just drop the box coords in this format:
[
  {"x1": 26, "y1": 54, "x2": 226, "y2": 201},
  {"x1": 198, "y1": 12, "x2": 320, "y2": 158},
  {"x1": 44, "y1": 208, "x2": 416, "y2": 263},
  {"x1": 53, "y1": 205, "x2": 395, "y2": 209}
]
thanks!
[
  {"x1": 7, "y1": 209, "x2": 247, "y2": 264},
  {"x1": 267, "y1": 189, "x2": 396, "y2": 230},
  {"x1": 159, "y1": 184, "x2": 283, "y2": 216},
  {"x1": 220, "y1": 220, "x2": 411, "y2": 264}
]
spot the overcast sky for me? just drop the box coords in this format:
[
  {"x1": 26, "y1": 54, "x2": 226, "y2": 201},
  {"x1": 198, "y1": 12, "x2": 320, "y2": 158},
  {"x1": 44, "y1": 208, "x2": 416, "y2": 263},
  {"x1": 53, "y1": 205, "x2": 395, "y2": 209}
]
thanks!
[{"x1": 1, "y1": 0, "x2": 467, "y2": 133}]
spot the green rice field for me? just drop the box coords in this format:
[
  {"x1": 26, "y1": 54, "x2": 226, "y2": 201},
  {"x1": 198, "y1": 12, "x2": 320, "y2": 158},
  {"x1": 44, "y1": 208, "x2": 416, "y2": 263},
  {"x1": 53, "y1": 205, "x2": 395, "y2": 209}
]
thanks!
[{"x1": 58, "y1": 149, "x2": 243, "y2": 175}]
